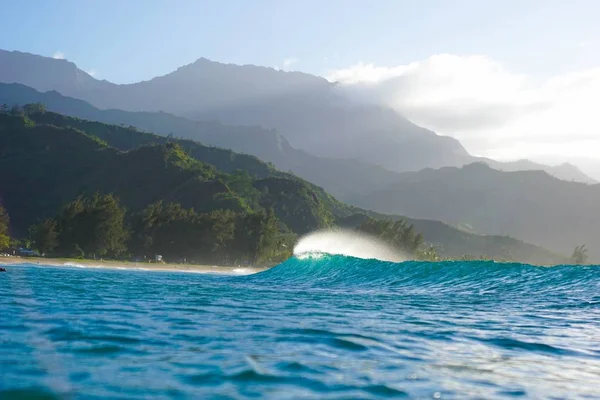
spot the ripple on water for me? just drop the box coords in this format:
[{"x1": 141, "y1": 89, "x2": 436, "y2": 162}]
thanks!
[{"x1": 1, "y1": 260, "x2": 600, "y2": 398}]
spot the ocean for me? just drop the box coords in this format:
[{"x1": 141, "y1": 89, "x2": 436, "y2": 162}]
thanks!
[{"x1": 1, "y1": 255, "x2": 599, "y2": 399}]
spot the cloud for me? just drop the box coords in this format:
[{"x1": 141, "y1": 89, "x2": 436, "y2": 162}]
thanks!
[
  {"x1": 283, "y1": 57, "x2": 298, "y2": 69},
  {"x1": 326, "y1": 54, "x2": 600, "y2": 165},
  {"x1": 86, "y1": 69, "x2": 97, "y2": 77},
  {"x1": 52, "y1": 51, "x2": 65, "y2": 60}
]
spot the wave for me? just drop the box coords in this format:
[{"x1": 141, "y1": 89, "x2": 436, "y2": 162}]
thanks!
[
  {"x1": 63, "y1": 262, "x2": 115, "y2": 270},
  {"x1": 293, "y1": 229, "x2": 407, "y2": 262},
  {"x1": 63, "y1": 262, "x2": 91, "y2": 269},
  {"x1": 249, "y1": 253, "x2": 599, "y2": 294}
]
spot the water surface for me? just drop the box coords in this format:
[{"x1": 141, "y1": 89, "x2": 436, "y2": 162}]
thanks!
[{"x1": 1, "y1": 256, "x2": 599, "y2": 399}]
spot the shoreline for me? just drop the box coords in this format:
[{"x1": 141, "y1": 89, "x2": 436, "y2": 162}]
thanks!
[{"x1": 0, "y1": 256, "x2": 269, "y2": 275}]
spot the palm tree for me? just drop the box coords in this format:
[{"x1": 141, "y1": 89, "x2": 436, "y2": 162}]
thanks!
[{"x1": 571, "y1": 244, "x2": 589, "y2": 265}]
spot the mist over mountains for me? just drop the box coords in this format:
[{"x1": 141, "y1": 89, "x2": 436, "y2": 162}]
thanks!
[
  {"x1": 1, "y1": 49, "x2": 595, "y2": 183},
  {"x1": 1, "y1": 49, "x2": 598, "y2": 261},
  {"x1": 351, "y1": 163, "x2": 600, "y2": 260}
]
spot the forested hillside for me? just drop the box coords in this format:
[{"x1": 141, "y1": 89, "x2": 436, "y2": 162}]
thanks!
[
  {"x1": 0, "y1": 112, "x2": 348, "y2": 239},
  {"x1": 0, "y1": 82, "x2": 594, "y2": 206},
  {"x1": 0, "y1": 108, "x2": 568, "y2": 264}
]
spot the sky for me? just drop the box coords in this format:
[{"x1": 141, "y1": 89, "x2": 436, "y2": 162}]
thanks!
[{"x1": 1, "y1": 0, "x2": 599, "y2": 176}]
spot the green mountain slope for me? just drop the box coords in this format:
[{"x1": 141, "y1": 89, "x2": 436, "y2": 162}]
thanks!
[
  {"x1": 0, "y1": 113, "x2": 348, "y2": 237},
  {"x1": 0, "y1": 109, "x2": 567, "y2": 264},
  {"x1": 0, "y1": 83, "x2": 402, "y2": 198},
  {"x1": 0, "y1": 82, "x2": 594, "y2": 207},
  {"x1": 2, "y1": 51, "x2": 596, "y2": 185}
]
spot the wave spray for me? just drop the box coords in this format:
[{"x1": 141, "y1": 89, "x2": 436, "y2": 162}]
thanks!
[{"x1": 293, "y1": 229, "x2": 407, "y2": 262}]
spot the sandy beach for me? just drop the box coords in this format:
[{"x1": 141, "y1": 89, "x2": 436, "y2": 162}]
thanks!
[{"x1": 0, "y1": 255, "x2": 269, "y2": 275}]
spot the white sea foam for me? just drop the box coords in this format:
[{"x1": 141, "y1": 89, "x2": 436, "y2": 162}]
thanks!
[
  {"x1": 293, "y1": 229, "x2": 407, "y2": 262},
  {"x1": 63, "y1": 262, "x2": 113, "y2": 269},
  {"x1": 232, "y1": 267, "x2": 254, "y2": 275},
  {"x1": 63, "y1": 262, "x2": 88, "y2": 268}
]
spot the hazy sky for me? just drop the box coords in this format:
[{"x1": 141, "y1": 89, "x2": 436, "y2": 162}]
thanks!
[{"x1": 1, "y1": 0, "x2": 599, "y2": 175}]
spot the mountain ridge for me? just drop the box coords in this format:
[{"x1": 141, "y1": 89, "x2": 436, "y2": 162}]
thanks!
[
  {"x1": 0, "y1": 82, "x2": 595, "y2": 197},
  {"x1": 0, "y1": 108, "x2": 567, "y2": 264},
  {"x1": 0, "y1": 49, "x2": 475, "y2": 174},
  {"x1": 1, "y1": 50, "x2": 594, "y2": 183},
  {"x1": 352, "y1": 162, "x2": 600, "y2": 261}
]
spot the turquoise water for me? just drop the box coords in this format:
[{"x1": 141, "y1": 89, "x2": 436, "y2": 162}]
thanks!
[{"x1": 1, "y1": 255, "x2": 600, "y2": 399}]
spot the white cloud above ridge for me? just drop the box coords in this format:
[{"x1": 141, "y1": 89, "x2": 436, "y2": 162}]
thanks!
[
  {"x1": 326, "y1": 54, "x2": 600, "y2": 164},
  {"x1": 52, "y1": 51, "x2": 65, "y2": 59}
]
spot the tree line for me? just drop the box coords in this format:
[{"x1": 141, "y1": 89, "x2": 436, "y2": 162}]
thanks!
[
  {"x1": 3, "y1": 193, "x2": 293, "y2": 265},
  {"x1": 0, "y1": 196, "x2": 592, "y2": 265}
]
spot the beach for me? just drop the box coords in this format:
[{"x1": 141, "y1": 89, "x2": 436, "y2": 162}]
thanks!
[{"x1": 0, "y1": 255, "x2": 268, "y2": 275}]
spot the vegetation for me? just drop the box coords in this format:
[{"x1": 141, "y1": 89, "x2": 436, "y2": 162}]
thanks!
[
  {"x1": 352, "y1": 162, "x2": 600, "y2": 261},
  {"x1": 0, "y1": 108, "x2": 575, "y2": 264},
  {"x1": 0, "y1": 112, "x2": 330, "y2": 264},
  {"x1": 571, "y1": 245, "x2": 589, "y2": 265},
  {"x1": 0, "y1": 204, "x2": 10, "y2": 250},
  {"x1": 352, "y1": 217, "x2": 519, "y2": 262},
  {"x1": 338, "y1": 213, "x2": 568, "y2": 264},
  {"x1": 415, "y1": 244, "x2": 443, "y2": 262},
  {"x1": 54, "y1": 194, "x2": 129, "y2": 259},
  {"x1": 356, "y1": 217, "x2": 424, "y2": 256},
  {"x1": 25, "y1": 195, "x2": 291, "y2": 265},
  {"x1": 0, "y1": 112, "x2": 345, "y2": 240},
  {"x1": 29, "y1": 219, "x2": 59, "y2": 255},
  {"x1": 129, "y1": 200, "x2": 289, "y2": 264}
]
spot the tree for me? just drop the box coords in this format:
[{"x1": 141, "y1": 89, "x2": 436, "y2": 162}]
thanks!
[
  {"x1": 56, "y1": 194, "x2": 129, "y2": 258},
  {"x1": 0, "y1": 204, "x2": 10, "y2": 250},
  {"x1": 129, "y1": 202, "x2": 238, "y2": 264},
  {"x1": 29, "y1": 219, "x2": 59, "y2": 255},
  {"x1": 238, "y1": 208, "x2": 280, "y2": 263},
  {"x1": 357, "y1": 217, "x2": 424, "y2": 255},
  {"x1": 417, "y1": 244, "x2": 442, "y2": 261},
  {"x1": 90, "y1": 194, "x2": 129, "y2": 257},
  {"x1": 23, "y1": 103, "x2": 47, "y2": 116},
  {"x1": 571, "y1": 244, "x2": 589, "y2": 265},
  {"x1": 255, "y1": 208, "x2": 281, "y2": 262}
]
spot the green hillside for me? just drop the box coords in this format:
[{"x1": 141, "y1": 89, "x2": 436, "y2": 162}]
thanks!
[
  {"x1": 0, "y1": 108, "x2": 568, "y2": 264},
  {"x1": 0, "y1": 112, "x2": 347, "y2": 239},
  {"x1": 0, "y1": 83, "x2": 413, "y2": 198}
]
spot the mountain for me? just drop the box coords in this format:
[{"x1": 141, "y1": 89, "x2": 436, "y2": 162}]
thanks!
[
  {"x1": 0, "y1": 109, "x2": 566, "y2": 264},
  {"x1": 0, "y1": 82, "x2": 403, "y2": 198},
  {"x1": 483, "y1": 158, "x2": 597, "y2": 184},
  {"x1": 570, "y1": 157, "x2": 600, "y2": 182},
  {"x1": 351, "y1": 163, "x2": 600, "y2": 261},
  {"x1": 0, "y1": 50, "x2": 476, "y2": 174},
  {"x1": 0, "y1": 112, "x2": 352, "y2": 238},
  {"x1": 1, "y1": 83, "x2": 595, "y2": 206},
  {"x1": 338, "y1": 213, "x2": 567, "y2": 265},
  {"x1": 1, "y1": 51, "x2": 594, "y2": 184}
]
